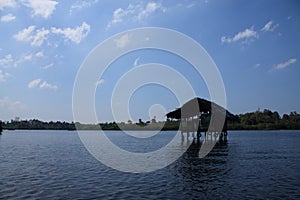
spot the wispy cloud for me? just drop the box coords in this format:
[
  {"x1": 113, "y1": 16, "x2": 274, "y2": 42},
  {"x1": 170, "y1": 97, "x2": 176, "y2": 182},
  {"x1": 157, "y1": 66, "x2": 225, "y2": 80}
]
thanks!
[
  {"x1": 137, "y1": 2, "x2": 165, "y2": 20},
  {"x1": 107, "y1": 1, "x2": 165, "y2": 29},
  {"x1": 13, "y1": 25, "x2": 35, "y2": 42},
  {"x1": 0, "y1": 70, "x2": 11, "y2": 82},
  {"x1": 42, "y1": 63, "x2": 54, "y2": 69},
  {"x1": 1, "y1": 52, "x2": 46, "y2": 68},
  {"x1": 39, "y1": 81, "x2": 57, "y2": 90},
  {"x1": 13, "y1": 26, "x2": 50, "y2": 46},
  {"x1": 114, "y1": 33, "x2": 129, "y2": 48},
  {"x1": 32, "y1": 28, "x2": 50, "y2": 46},
  {"x1": 28, "y1": 78, "x2": 57, "y2": 90},
  {"x1": 21, "y1": 0, "x2": 58, "y2": 19},
  {"x1": 51, "y1": 22, "x2": 90, "y2": 44},
  {"x1": 14, "y1": 53, "x2": 33, "y2": 67},
  {"x1": 14, "y1": 22, "x2": 90, "y2": 46},
  {"x1": 28, "y1": 78, "x2": 41, "y2": 88},
  {"x1": 70, "y1": 0, "x2": 99, "y2": 14},
  {"x1": 0, "y1": 54, "x2": 13, "y2": 67},
  {"x1": 35, "y1": 51, "x2": 44, "y2": 57},
  {"x1": 95, "y1": 79, "x2": 104, "y2": 87},
  {"x1": 1, "y1": 13, "x2": 16, "y2": 22},
  {"x1": 221, "y1": 27, "x2": 258, "y2": 44},
  {"x1": 111, "y1": 7, "x2": 127, "y2": 26},
  {"x1": 261, "y1": 20, "x2": 279, "y2": 32},
  {"x1": 271, "y1": 58, "x2": 297, "y2": 71},
  {"x1": 222, "y1": 20, "x2": 279, "y2": 45},
  {"x1": 0, "y1": 0, "x2": 16, "y2": 10}
]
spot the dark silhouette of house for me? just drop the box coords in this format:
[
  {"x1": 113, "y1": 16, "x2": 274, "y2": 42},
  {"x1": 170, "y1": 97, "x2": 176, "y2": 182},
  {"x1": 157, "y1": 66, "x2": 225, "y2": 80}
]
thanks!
[{"x1": 166, "y1": 97, "x2": 237, "y2": 138}]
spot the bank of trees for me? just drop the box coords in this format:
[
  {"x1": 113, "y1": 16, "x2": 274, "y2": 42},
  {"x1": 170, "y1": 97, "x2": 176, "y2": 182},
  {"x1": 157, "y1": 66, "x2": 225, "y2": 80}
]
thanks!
[
  {"x1": 1, "y1": 109, "x2": 300, "y2": 131},
  {"x1": 228, "y1": 109, "x2": 300, "y2": 130},
  {"x1": 0, "y1": 120, "x2": 180, "y2": 131},
  {"x1": 2, "y1": 119, "x2": 76, "y2": 130}
]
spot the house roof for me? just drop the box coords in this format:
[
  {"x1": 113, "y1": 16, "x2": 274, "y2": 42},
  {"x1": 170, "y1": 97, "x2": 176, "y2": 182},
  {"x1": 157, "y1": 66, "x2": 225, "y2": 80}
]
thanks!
[{"x1": 166, "y1": 97, "x2": 236, "y2": 120}]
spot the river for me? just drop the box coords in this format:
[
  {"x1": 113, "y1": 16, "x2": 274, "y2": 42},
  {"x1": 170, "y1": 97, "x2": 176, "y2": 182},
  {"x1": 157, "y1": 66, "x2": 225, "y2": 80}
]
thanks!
[{"x1": 0, "y1": 130, "x2": 299, "y2": 199}]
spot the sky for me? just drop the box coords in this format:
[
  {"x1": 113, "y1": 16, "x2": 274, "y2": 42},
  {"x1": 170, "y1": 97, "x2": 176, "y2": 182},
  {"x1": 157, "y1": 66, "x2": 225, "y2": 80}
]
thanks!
[{"x1": 0, "y1": 0, "x2": 300, "y2": 123}]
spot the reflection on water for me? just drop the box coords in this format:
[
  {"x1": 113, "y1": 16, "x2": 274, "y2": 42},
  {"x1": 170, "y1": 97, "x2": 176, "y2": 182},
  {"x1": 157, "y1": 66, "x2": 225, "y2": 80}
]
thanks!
[{"x1": 168, "y1": 136, "x2": 230, "y2": 199}]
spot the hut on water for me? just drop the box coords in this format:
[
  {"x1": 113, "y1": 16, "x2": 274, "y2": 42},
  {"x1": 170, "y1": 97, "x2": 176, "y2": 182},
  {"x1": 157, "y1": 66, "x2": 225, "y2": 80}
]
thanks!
[{"x1": 166, "y1": 97, "x2": 236, "y2": 139}]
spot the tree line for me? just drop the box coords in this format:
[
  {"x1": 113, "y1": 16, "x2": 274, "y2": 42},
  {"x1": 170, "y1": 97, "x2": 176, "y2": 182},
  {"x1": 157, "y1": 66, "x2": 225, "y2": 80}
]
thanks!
[
  {"x1": 0, "y1": 119, "x2": 179, "y2": 131},
  {"x1": 1, "y1": 109, "x2": 300, "y2": 131},
  {"x1": 228, "y1": 109, "x2": 300, "y2": 130}
]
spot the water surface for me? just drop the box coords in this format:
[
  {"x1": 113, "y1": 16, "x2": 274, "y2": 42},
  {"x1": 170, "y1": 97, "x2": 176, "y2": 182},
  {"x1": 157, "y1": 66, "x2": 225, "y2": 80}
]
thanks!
[{"x1": 0, "y1": 130, "x2": 299, "y2": 199}]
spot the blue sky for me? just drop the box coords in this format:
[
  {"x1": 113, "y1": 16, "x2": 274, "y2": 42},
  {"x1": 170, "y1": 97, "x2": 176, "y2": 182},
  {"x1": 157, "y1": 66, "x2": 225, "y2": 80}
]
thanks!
[{"x1": 0, "y1": 0, "x2": 299, "y2": 122}]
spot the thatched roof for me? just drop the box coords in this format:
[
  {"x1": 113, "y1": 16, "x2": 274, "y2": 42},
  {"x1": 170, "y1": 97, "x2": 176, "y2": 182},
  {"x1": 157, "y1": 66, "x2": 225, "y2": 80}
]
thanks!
[{"x1": 166, "y1": 97, "x2": 236, "y2": 120}]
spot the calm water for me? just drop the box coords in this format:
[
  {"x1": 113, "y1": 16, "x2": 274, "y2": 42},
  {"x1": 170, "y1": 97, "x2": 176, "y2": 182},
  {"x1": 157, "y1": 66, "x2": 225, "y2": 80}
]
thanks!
[{"x1": 0, "y1": 130, "x2": 299, "y2": 199}]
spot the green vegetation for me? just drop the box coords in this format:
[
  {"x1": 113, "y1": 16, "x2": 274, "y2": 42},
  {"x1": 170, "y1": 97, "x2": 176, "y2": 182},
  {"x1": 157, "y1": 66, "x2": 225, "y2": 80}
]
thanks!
[
  {"x1": 228, "y1": 109, "x2": 300, "y2": 130},
  {"x1": 0, "y1": 119, "x2": 181, "y2": 131},
  {"x1": 1, "y1": 109, "x2": 300, "y2": 131},
  {"x1": 2, "y1": 119, "x2": 76, "y2": 130}
]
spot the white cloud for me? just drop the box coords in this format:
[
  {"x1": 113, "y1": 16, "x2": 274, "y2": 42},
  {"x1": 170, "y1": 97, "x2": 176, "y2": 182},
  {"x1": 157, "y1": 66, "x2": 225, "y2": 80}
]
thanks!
[
  {"x1": 108, "y1": 7, "x2": 129, "y2": 28},
  {"x1": 137, "y1": 2, "x2": 164, "y2": 20},
  {"x1": 272, "y1": 58, "x2": 297, "y2": 71},
  {"x1": 134, "y1": 57, "x2": 139, "y2": 66},
  {"x1": 13, "y1": 26, "x2": 50, "y2": 46},
  {"x1": 23, "y1": 54, "x2": 32, "y2": 60},
  {"x1": 40, "y1": 81, "x2": 57, "y2": 90},
  {"x1": 0, "y1": 0, "x2": 16, "y2": 10},
  {"x1": 1, "y1": 13, "x2": 16, "y2": 22},
  {"x1": 31, "y1": 28, "x2": 50, "y2": 46},
  {"x1": 35, "y1": 51, "x2": 44, "y2": 57},
  {"x1": 51, "y1": 22, "x2": 90, "y2": 44},
  {"x1": 261, "y1": 20, "x2": 279, "y2": 32},
  {"x1": 95, "y1": 79, "x2": 104, "y2": 87},
  {"x1": 14, "y1": 53, "x2": 33, "y2": 67},
  {"x1": 222, "y1": 21, "x2": 279, "y2": 45},
  {"x1": 42, "y1": 63, "x2": 54, "y2": 69},
  {"x1": 21, "y1": 0, "x2": 58, "y2": 19},
  {"x1": 13, "y1": 25, "x2": 35, "y2": 42},
  {"x1": 28, "y1": 78, "x2": 57, "y2": 90},
  {"x1": 221, "y1": 27, "x2": 258, "y2": 44},
  {"x1": 0, "y1": 54, "x2": 13, "y2": 67},
  {"x1": 28, "y1": 78, "x2": 41, "y2": 88},
  {"x1": 14, "y1": 22, "x2": 90, "y2": 46},
  {"x1": 114, "y1": 33, "x2": 129, "y2": 48},
  {"x1": 70, "y1": 0, "x2": 99, "y2": 14},
  {"x1": 0, "y1": 70, "x2": 11, "y2": 82},
  {"x1": 107, "y1": 1, "x2": 165, "y2": 29}
]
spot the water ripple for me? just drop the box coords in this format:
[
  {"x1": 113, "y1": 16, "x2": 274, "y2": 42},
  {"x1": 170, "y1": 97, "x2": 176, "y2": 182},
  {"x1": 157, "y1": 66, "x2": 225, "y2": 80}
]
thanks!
[{"x1": 0, "y1": 130, "x2": 300, "y2": 199}]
